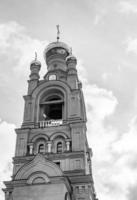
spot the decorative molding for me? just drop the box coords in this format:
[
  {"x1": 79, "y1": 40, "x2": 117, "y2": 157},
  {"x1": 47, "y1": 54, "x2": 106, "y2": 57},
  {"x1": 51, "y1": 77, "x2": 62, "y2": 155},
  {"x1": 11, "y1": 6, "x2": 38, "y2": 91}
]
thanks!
[
  {"x1": 31, "y1": 133, "x2": 49, "y2": 143},
  {"x1": 27, "y1": 172, "x2": 50, "y2": 184},
  {"x1": 15, "y1": 154, "x2": 63, "y2": 180},
  {"x1": 50, "y1": 131, "x2": 68, "y2": 140}
]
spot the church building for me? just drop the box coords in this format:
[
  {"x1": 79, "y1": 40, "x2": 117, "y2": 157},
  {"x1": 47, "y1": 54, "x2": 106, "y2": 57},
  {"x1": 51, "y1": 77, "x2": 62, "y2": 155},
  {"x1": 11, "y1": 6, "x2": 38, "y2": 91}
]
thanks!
[{"x1": 3, "y1": 29, "x2": 98, "y2": 200}]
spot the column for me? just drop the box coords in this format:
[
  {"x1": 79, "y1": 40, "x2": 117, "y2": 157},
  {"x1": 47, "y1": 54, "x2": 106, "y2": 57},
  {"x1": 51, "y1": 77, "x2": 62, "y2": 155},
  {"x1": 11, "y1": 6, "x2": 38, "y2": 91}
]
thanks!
[
  {"x1": 29, "y1": 144, "x2": 33, "y2": 155},
  {"x1": 47, "y1": 141, "x2": 52, "y2": 153},
  {"x1": 66, "y1": 141, "x2": 70, "y2": 151},
  {"x1": 5, "y1": 191, "x2": 9, "y2": 200}
]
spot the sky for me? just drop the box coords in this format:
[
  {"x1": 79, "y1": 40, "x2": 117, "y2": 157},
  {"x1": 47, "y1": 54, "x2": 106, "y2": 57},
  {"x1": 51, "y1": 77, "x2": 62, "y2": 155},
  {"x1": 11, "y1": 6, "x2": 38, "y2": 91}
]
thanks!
[{"x1": 0, "y1": 0, "x2": 137, "y2": 199}]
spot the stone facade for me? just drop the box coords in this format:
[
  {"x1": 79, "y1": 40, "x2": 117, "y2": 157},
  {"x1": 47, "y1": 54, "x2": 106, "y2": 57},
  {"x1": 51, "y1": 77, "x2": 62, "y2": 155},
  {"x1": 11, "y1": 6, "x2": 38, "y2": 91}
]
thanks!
[{"x1": 3, "y1": 40, "x2": 98, "y2": 200}]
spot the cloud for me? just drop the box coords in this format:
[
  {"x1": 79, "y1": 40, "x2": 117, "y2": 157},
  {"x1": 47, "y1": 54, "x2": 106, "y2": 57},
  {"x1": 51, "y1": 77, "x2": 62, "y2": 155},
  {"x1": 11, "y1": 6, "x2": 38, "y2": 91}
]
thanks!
[
  {"x1": 110, "y1": 116, "x2": 137, "y2": 199},
  {"x1": 93, "y1": 12, "x2": 106, "y2": 25},
  {"x1": 102, "y1": 72, "x2": 112, "y2": 82},
  {"x1": 0, "y1": 21, "x2": 49, "y2": 126},
  {"x1": 78, "y1": 61, "x2": 137, "y2": 200},
  {"x1": 94, "y1": 14, "x2": 102, "y2": 25},
  {"x1": 0, "y1": 119, "x2": 16, "y2": 200},
  {"x1": 125, "y1": 37, "x2": 137, "y2": 55},
  {"x1": 84, "y1": 84, "x2": 118, "y2": 120},
  {"x1": 119, "y1": 1, "x2": 137, "y2": 14},
  {"x1": 113, "y1": 116, "x2": 137, "y2": 154},
  {"x1": 87, "y1": 108, "x2": 137, "y2": 200},
  {"x1": 0, "y1": 21, "x2": 48, "y2": 77},
  {"x1": 0, "y1": 21, "x2": 49, "y2": 200},
  {"x1": 78, "y1": 62, "x2": 119, "y2": 199},
  {"x1": 90, "y1": 113, "x2": 137, "y2": 200},
  {"x1": 127, "y1": 185, "x2": 137, "y2": 200}
]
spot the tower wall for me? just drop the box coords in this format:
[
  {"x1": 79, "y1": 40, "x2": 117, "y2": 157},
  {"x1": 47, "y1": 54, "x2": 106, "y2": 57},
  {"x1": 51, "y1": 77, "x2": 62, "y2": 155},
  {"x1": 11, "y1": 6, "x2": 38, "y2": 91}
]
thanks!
[{"x1": 3, "y1": 40, "x2": 98, "y2": 200}]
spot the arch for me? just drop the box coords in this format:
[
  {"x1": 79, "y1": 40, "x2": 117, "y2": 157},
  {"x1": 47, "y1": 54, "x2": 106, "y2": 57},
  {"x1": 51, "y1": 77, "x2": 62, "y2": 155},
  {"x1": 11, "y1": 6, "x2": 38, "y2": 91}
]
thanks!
[
  {"x1": 52, "y1": 135, "x2": 66, "y2": 153},
  {"x1": 33, "y1": 177, "x2": 45, "y2": 184},
  {"x1": 39, "y1": 88, "x2": 64, "y2": 121},
  {"x1": 34, "y1": 138, "x2": 47, "y2": 154},
  {"x1": 31, "y1": 81, "x2": 71, "y2": 122},
  {"x1": 40, "y1": 89, "x2": 64, "y2": 104},
  {"x1": 27, "y1": 171, "x2": 50, "y2": 184},
  {"x1": 38, "y1": 143, "x2": 45, "y2": 153},
  {"x1": 57, "y1": 142, "x2": 63, "y2": 153},
  {"x1": 50, "y1": 132, "x2": 68, "y2": 141},
  {"x1": 31, "y1": 134, "x2": 49, "y2": 143},
  {"x1": 65, "y1": 192, "x2": 71, "y2": 200},
  {"x1": 30, "y1": 135, "x2": 48, "y2": 155},
  {"x1": 15, "y1": 154, "x2": 63, "y2": 180},
  {"x1": 32, "y1": 80, "x2": 71, "y2": 99}
]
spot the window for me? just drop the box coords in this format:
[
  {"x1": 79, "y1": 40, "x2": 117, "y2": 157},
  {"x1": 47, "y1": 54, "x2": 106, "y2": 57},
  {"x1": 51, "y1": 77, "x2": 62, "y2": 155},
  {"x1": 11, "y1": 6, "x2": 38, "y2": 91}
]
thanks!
[
  {"x1": 54, "y1": 161, "x2": 60, "y2": 167},
  {"x1": 39, "y1": 93, "x2": 64, "y2": 121},
  {"x1": 57, "y1": 142, "x2": 63, "y2": 153},
  {"x1": 44, "y1": 102, "x2": 62, "y2": 119},
  {"x1": 27, "y1": 145, "x2": 30, "y2": 155},
  {"x1": 38, "y1": 144, "x2": 45, "y2": 153}
]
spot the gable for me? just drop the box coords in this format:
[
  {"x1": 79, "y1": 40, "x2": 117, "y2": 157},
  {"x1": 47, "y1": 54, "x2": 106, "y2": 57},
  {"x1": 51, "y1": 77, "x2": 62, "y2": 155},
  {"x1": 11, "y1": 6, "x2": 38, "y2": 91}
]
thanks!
[{"x1": 15, "y1": 154, "x2": 63, "y2": 180}]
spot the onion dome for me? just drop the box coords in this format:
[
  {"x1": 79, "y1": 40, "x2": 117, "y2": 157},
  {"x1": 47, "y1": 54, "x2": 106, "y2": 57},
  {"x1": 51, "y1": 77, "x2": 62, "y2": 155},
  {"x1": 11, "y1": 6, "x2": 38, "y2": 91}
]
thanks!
[
  {"x1": 66, "y1": 54, "x2": 77, "y2": 65},
  {"x1": 29, "y1": 52, "x2": 41, "y2": 80},
  {"x1": 66, "y1": 47, "x2": 77, "y2": 65},
  {"x1": 30, "y1": 59, "x2": 41, "y2": 67},
  {"x1": 30, "y1": 52, "x2": 41, "y2": 68},
  {"x1": 44, "y1": 25, "x2": 72, "y2": 71},
  {"x1": 44, "y1": 41, "x2": 70, "y2": 66}
]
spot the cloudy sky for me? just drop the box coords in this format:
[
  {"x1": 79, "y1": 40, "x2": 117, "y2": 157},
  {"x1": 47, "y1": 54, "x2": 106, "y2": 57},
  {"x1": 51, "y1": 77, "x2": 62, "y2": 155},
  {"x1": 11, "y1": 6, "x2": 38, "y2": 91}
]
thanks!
[{"x1": 0, "y1": 0, "x2": 137, "y2": 199}]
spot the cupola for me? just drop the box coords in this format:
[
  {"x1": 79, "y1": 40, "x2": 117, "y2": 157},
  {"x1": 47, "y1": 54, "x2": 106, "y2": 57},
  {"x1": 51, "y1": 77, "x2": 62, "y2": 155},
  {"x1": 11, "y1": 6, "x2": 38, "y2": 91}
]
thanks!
[
  {"x1": 66, "y1": 48, "x2": 77, "y2": 67},
  {"x1": 29, "y1": 52, "x2": 41, "y2": 80},
  {"x1": 44, "y1": 26, "x2": 71, "y2": 72},
  {"x1": 66, "y1": 48, "x2": 77, "y2": 76},
  {"x1": 44, "y1": 41, "x2": 70, "y2": 72}
]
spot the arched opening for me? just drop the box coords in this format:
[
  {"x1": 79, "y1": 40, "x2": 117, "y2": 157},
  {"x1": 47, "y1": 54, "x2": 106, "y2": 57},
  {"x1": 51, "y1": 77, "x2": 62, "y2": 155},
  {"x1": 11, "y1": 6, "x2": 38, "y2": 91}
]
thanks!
[
  {"x1": 38, "y1": 144, "x2": 45, "y2": 153},
  {"x1": 44, "y1": 95, "x2": 62, "y2": 120},
  {"x1": 39, "y1": 91, "x2": 64, "y2": 121},
  {"x1": 57, "y1": 142, "x2": 63, "y2": 153},
  {"x1": 33, "y1": 137, "x2": 47, "y2": 154}
]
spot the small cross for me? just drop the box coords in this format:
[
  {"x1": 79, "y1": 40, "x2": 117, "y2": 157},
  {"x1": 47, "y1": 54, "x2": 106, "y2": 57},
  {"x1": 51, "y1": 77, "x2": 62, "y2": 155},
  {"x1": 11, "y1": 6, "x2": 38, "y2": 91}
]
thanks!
[
  {"x1": 70, "y1": 47, "x2": 72, "y2": 55},
  {"x1": 56, "y1": 25, "x2": 60, "y2": 42},
  {"x1": 35, "y1": 52, "x2": 37, "y2": 61}
]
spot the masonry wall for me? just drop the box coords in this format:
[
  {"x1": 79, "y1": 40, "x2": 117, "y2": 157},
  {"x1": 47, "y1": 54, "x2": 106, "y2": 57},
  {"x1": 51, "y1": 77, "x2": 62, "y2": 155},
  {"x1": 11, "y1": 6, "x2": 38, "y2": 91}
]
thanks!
[{"x1": 12, "y1": 183, "x2": 67, "y2": 200}]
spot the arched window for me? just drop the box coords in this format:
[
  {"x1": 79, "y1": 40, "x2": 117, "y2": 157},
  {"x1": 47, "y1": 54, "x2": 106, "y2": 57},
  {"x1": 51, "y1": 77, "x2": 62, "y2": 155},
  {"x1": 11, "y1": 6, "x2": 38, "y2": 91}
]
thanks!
[
  {"x1": 34, "y1": 137, "x2": 47, "y2": 154},
  {"x1": 57, "y1": 142, "x2": 63, "y2": 153},
  {"x1": 38, "y1": 144, "x2": 45, "y2": 153},
  {"x1": 39, "y1": 90, "x2": 64, "y2": 121},
  {"x1": 44, "y1": 95, "x2": 63, "y2": 120}
]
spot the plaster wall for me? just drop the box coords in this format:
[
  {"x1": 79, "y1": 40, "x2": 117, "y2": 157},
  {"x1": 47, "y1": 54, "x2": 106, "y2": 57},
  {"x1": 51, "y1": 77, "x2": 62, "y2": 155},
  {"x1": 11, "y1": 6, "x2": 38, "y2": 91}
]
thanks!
[{"x1": 12, "y1": 183, "x2": 67, "y2": 200}]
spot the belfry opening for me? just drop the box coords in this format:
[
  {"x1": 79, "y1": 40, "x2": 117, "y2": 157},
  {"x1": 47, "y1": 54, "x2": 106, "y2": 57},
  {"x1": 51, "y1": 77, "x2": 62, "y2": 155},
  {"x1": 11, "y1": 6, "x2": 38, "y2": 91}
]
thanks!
[
  {"x1": 43, "y1": 95, "x2": 63, "y2": 120},
  {"x1": 39, "y1": 90, "x2": 64, "y2": 121}
]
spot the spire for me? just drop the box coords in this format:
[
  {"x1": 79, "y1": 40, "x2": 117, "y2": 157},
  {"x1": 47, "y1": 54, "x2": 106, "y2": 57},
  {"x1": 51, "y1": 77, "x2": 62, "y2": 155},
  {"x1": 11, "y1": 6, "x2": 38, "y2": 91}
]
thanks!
[
  {"x1": 30, "y1": 52, "x2": 41, "y2": 67},
  {"x1": 29, "y1": 52, "x2": 41, "y2": 82},
  {"x1": 66, "y1": 46, "x2": 77, "y2": 66},
  {"x1": 56, "y1": 25, "x2": 60, "y2": 42},
  {"x1": 35, "y1": 52, "x2": 37, "y2": 61},
  {"x1": 70, "y1": 47, "x2": 72, "y2": 55}
]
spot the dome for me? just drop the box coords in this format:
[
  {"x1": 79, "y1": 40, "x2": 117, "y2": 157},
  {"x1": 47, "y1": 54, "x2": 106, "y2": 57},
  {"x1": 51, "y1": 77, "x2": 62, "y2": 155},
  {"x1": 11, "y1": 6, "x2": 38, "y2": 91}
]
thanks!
[
  {"x1": 44, "y1": 41, "x2": 71, "y2": 65},
  {"x1": 45, "y1": 41, "x2": 70, "y2": 54},
  {"x1": 66, "y1": 54, "x2": 77, "y2": 65},
  {"x1": 30, "y1": 59, "x2": 41, "y2": 67}
]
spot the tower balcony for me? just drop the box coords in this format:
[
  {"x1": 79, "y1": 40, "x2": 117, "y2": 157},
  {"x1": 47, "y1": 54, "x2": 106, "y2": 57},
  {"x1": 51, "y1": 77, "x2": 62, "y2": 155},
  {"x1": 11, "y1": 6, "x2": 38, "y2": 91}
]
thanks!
[{"x1": 39, "y1": 119, "x2": 63, "y2": 128}]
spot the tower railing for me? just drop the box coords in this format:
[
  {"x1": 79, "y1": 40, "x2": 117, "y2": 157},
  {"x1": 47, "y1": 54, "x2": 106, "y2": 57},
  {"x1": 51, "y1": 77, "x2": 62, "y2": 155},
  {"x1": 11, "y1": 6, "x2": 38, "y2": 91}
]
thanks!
[{"x1": 39, "y1": 119, "x2": 63, "y2": 128}]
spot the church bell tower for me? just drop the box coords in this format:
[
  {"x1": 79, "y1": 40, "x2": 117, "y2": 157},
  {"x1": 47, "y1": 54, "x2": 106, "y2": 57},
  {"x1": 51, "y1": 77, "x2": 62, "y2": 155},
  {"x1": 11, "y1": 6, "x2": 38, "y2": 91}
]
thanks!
[{"x1": 3, "y1": 29, "x2": 98, "y2": 200}]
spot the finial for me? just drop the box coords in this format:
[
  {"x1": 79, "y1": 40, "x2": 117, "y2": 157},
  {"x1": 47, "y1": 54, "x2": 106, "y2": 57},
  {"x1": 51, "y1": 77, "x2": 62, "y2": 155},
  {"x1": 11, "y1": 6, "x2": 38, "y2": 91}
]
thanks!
[
  {"x1": 70, "y1": 47, "x2": 72, "y2": 55},
  {"x1": 35, "y1": 52, "x2": 37, "y2": 61},
  {"x1": 56, "y1": 25, "x2": 60, "y2": 42}
]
